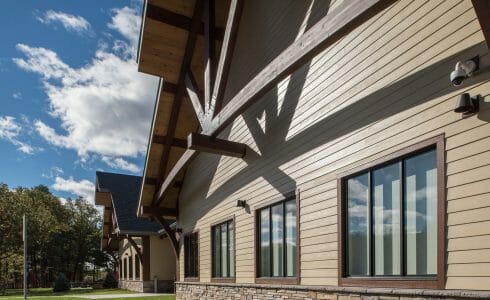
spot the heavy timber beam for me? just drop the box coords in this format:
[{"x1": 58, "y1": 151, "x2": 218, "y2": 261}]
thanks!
[
  {"x1": 184, "y1": 71, "x2": 205, "y2": 124},
  {"x1": 211, "y1": 0, "x2": 244, "y2": 117},
  {"x1": 472, "y1": 0, "x2": 490, "y2": 51},
  {"x1": 187, "y1": 132, "x2": 246, "y2": 158},
  {"x1": 203, "y1": 0, "x2": 216, "y2": 112},
  {"x1": 146, "y1": 3, "x2": 224, "y2": 41},
  {"x1": 141, "y1": 206, "x2": 178, "y2": 219},
  {"x1": 162, "y1": 82, "x2": 177, "y2": 94},
  {"x1": 152, "y1": 134, "x2": 187, "y2": 148},
  {"x1": 153, "y1": 0, "x2": 394, "y2": 206},
  {"x1": 210, "y1": 0, "x2": 396, "y2": 135},
  {"x1": 153, "y1": 0, "x2": 204, "y2": 206},
  {"x1": 145, "y1": 176, "x2": 182, "y2": 188}
]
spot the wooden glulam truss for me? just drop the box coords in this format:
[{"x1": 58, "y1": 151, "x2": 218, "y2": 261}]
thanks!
[
  {"x1": 144, "y1": 0, "x2": 246, "y2": 258},
  {"x1": 147, "y1": 0, "x2": 398, "y2": 257}
]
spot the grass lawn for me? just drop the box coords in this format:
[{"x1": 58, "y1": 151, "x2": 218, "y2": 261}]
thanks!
[{"x1": 0, "y1": 288, "x2": 175, "y2": 300}]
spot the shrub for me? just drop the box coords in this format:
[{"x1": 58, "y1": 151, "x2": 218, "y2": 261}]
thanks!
[
  {"x1": 102, "y1": 272, "x2": 118, "y2": 288},
  {"x1": 53, "y1": 273, "x2": 70, "y2": 292}
]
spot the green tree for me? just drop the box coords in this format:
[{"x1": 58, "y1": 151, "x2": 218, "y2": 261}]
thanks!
[{"x1": 0, "y1": 183, "x2": 110, "y2": 287}]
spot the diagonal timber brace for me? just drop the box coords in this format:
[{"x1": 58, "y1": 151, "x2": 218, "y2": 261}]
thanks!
[
  {"x1": 155, "y1": 215, "x2": 179, "y2": 259},
  {"x1": 126, "y1": 236, "x2": 143, "y2": 263}
]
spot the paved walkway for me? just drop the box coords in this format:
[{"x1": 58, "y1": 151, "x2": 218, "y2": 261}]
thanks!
[
  {"x1": 74, "y1": 294, "x2": 172, "y2": 299},
  {"x1": 0, "y1": 294, "x2": 174, "y2": 299}
]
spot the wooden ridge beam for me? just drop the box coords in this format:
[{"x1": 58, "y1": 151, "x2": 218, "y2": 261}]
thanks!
[
  {"x1": 472, "y1": 0, "x2": 490, "y2": 51},
  {"x1": 210, "y1": 0, "x2": 396, "y2": 136},
  {"x1": 153, "y1": 0, "x2": 204, "y2": 206},
  {"x1": 141, "y1": 205, "x2": 178, "y2": 219},
  {"x1": 152, "y1": 134, "x2": 187, "y2": 148},
  {"x1": 187, "y1": 132, "x2": 246, "y2": 158},
  {"x1": 146, "y1": 3, "x2": 224, "y2": 41},
  {"x1": 210, "y1": 0, "x2": 244, "y2": 117}
]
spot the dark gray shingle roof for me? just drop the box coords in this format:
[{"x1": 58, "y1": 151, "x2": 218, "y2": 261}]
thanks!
[{"x1": 96, "y1": 171, "x2": 161, "y2": 233}]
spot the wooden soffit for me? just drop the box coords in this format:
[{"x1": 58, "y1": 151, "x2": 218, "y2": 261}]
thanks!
[{"x1": 137, "y1": 0, "x2": 231, "y2": 216}]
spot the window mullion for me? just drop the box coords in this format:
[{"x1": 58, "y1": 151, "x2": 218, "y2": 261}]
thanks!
[
  {"x1": 283, "y1": 201, "x2": 287, "y2": 277},
  {"x1": 400, "y1": 160, "x2": 405, "y2": 276},
  {"x1": 368, "y1": 171, "x2": 373, "y2": 277},
  {"x1": 226, "y1": 222, "x2": 230, "y2": 277},
  {"x1": 269, "y1": 207, "x2": 273, "y2": 277}
]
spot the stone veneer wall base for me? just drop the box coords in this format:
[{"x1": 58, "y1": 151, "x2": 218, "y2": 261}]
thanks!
[
  {"x1": 176, "y1": 282, "x2": 490, "y2": 300},
  {"x1": 120, "y1": 280, "x2": 174, "y2": 293}
]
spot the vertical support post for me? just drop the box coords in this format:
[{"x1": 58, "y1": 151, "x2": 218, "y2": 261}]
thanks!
[
  {"x1": 142, "y1": 236, "x2": 151, "y2": 281},
  {"x1": 23, "y1": 214, "x2": 27, "y2": 300}
]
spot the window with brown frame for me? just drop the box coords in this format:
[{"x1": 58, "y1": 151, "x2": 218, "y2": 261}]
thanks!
[
  {"x1": 212, "y1": 219, "x2": 235, "y2": 279},
  {"x1": 256, "y1": 195, "x2": 298, "y2": 282},
  {"x1": 184, "y1": 232, "x2": 199, "y2": 279},
  {"x1": 338, "y1": 135, "x2": 445, "y2": 289}
]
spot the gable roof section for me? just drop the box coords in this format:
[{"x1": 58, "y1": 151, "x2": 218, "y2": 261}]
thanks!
[{"x1": 96, "y1": 171, "x2": 161, "y2": 234}]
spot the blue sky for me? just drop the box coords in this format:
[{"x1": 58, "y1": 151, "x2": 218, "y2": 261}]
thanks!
[{"x1": 0, "y1": 1, "x2": 159, "y2": 203}]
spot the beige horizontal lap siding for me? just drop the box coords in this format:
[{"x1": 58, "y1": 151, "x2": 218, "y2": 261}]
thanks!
[{"x1": 177, "y1": 0, "x2": 489, "y2": 290}]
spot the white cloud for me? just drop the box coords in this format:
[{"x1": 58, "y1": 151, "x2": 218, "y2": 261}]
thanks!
[
  {"x1": 42, "y1": 166, "x2": 64, "y2": 179},
  {"x1": 37, "y1": 10, "x2": 92, "y2": 35},
  {"x1": 14, "y1": 6, "x2": 158, "y2": 172},
  {"x1": 0, "y1": 116, "x2": 36, "y2": 154},
  {"x1": 52, "y1": 176, "x2": 95, "y2": 203},
  {"x1": 101, "y1": 156, "x2": 141, "y2": 173},
  {"x1": 108, "y1": 7, "x2": 140, "y2": 48},
  {"x1": 12, "y1": 92, "x2": 22, "y2": 100}
]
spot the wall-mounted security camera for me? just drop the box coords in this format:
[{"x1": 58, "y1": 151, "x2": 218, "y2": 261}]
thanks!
[{"x1": 450, "y1": 56, "x2": 479, "y2": 86}]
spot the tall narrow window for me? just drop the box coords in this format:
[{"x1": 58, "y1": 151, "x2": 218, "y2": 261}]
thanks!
[
  {"x1": 339, "y1": 137, "x2": 444, "y2": 289},
  {"x1": 212, "y1": 219, "x2": 235, "y2": 279},
  {"x1": 123, "y1": 258, "x2": 127, "y2": 279},
  {"x1": 257, "y1": 196, "x2": 297, "y2": 278},
  {"x1": 184, "y1": 232, "x2": 199, "y2": 279},
  {"x1": 135, "y1": 255, "x2": 140, "y2": 280},
  {"x1": 129, "y1": 256, "x2": 133, "y2": 280}
]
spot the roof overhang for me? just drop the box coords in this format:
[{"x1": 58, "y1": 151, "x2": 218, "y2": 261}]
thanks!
[{"x1": 136, "y1": 0, "x2": 231, "y2": 218}]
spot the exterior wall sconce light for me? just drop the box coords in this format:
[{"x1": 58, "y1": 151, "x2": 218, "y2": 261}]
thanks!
[
  {"x1": 236, "y1": 200, "x2": 247, "y2": 208},
  {"x1": 454, "y1": 93, "x2": 480, "y2": 115},
  {"x1": 450, "y1": 56, "x2": 479, "y2": 86}
]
